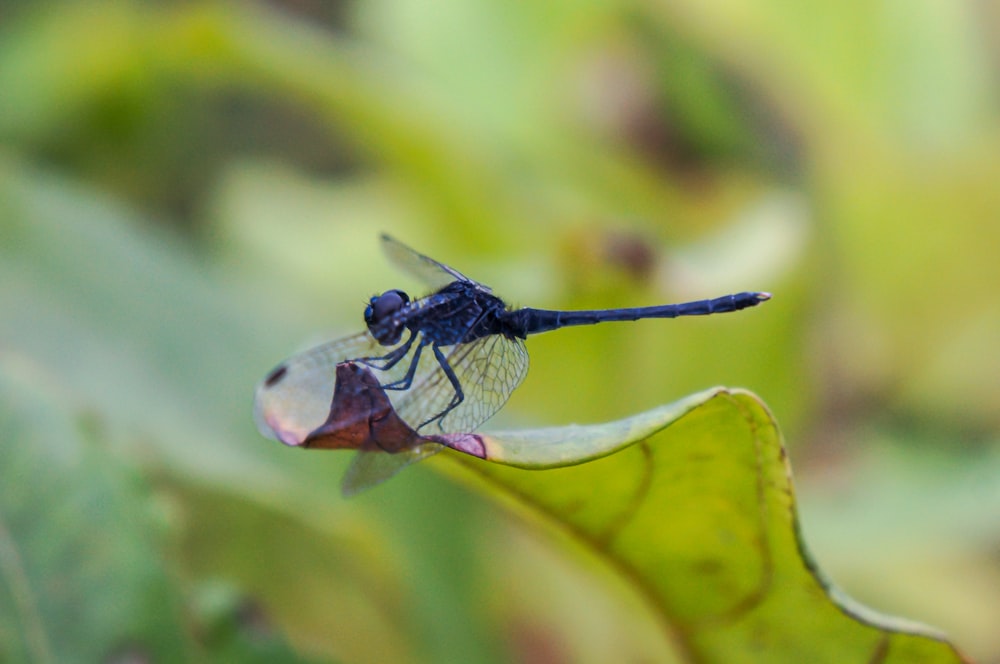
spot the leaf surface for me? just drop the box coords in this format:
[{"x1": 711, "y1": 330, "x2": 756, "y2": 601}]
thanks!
[{"x1": 438, "y1": 389, "x2": 970, "y2": 663}]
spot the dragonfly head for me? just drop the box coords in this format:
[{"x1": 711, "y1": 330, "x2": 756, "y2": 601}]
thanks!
[{"x1": 365, "y1": 289, "x2": 410, "y2": 345}]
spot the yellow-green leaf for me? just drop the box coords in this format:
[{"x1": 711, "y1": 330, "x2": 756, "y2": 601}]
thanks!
[{"x1": 435, "y1": 389, "x2": 968, "y2": 663}]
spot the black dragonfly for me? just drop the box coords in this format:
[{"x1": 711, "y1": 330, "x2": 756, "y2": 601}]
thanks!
[{"x1": 255, "y1": 235, "x2": 770, "y2": 493}]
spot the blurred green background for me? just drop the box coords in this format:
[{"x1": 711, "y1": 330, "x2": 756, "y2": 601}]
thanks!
[{"x1": 1, "y1": 0, "x2": 999, "y2": 662}]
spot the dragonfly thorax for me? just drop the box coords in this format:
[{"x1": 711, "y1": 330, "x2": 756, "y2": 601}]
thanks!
[{"x1": 365, "y1": 289, "x2": 410, "y2": 345}]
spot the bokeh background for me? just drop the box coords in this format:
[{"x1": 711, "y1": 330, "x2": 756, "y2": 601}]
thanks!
[{"x1": 2, "y1": 0, "x2": 999, "y2": 662}]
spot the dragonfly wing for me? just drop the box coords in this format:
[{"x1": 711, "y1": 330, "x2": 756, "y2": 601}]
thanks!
[
  {"x1": 341, "y1": 444, "x2": 442, "y2": 497},
  {"x1": 380, "y1": 234, "x2": 490, "y2": 292},
  {"x1": 396, "y1": 333, "x2": 529, "y2": 434},
  {"x1": 254, "y1": 331, "x2": 387, "y2": 446},
  {"x1": 255, "y1": 328, "x2": 470, "y2": 444}
]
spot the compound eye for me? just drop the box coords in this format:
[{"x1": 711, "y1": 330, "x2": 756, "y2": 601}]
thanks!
[
  {"x1": 370, "y1": 289, "x2": 409, "y2": 322},
  {"x1": 363, "y1": 302, "x2": 375, "y2": 324}
]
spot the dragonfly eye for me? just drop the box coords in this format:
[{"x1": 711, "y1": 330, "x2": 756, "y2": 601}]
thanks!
[
  {"x1": 370, "y1": 290, "x2": 409, "y2": 321},
  {"x1": 366, "y1": 290, "x2": 410, "y2": 344}
]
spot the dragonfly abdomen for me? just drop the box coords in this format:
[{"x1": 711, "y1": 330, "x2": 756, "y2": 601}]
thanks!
[{"x1": 507, "y1": 291, "x2": 770, "y2": 337}]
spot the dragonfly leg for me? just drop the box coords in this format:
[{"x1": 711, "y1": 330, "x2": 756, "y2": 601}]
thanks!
[
  {"x1": 418, "y1": 344, "x2": 465, "y2": 431},
  {"x1": 382, "y1": 337, "x2": 430, "y2": 391},
  {"x1": 359, "y1": 330, "x2": 415, "y2": 371}
]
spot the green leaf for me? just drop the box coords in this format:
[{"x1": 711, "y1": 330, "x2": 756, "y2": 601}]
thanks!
[
  {"x1": 434, "y1": 389, "x2": 969, "y2": 663},
  {"x1": 0, "y1": 356, "x2": 190, "y2": 664},
  {"x1": 0, "y1": 330, "x2": 329, "y2": 664}
]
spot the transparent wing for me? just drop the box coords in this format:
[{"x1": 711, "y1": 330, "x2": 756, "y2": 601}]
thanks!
[
  {"x1": 341, "y1": 444, "x2": 442, "y2": 497},
  {"x1": 254, "y1": 326, "x2": 517, "y2": 445},
  {"x1": 395, "y1": 333, "x2": 529, "y2": 434},
  {"x1": 254, "y1": 331, "x2": 389, "y2": 446},
  {"x1": 380, "y1": 234, "x2": 490, "y2": 292}
]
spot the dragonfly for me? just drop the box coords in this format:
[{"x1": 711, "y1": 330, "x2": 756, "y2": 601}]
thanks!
[{"x1": 254, "y1": 234, "x2": 771, "y2": 495}]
